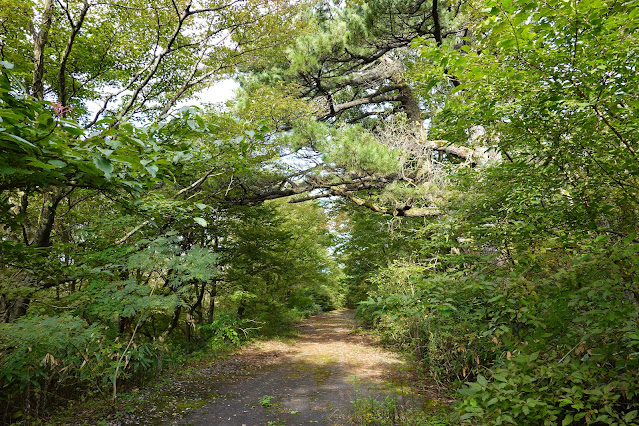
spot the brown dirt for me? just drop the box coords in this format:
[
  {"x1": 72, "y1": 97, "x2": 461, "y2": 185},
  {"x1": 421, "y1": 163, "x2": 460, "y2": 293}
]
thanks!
[{"x1": 113, "y1": 309, "x2": 439, "y2": 425}]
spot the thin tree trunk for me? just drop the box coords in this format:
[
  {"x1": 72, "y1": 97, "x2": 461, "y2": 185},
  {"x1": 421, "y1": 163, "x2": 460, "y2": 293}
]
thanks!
[
  {"x1": 191, "y1": 282, "x2": 207, "y2": 323},
  {"x1": 57, "y1": 0, "x2": 90, "y2": 105},
  {"x1": 32, "y1": 187, "x2": 68, "y2": 247},
  {"x1": 208, "y1": 284, "x2": 217, "y2": 322},
  {"x1": 3, "y1": 188, "x2": 70, "y2": 322}
]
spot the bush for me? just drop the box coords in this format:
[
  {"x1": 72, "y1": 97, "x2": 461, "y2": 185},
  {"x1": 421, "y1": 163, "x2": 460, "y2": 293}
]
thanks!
[
  {"x1": 356, "y1": 238, "x2": 639, "y2": 424},
  {"x1": 0, "y1": 313, "x2": 168, "y2": 423},
  {"x1": 0, "y1": 315, "x2": 105, "y2": 421},
  {"x1": 458, "y1": 354, "x2": 639, "y2": 425},
  {"x1": 199, "y1": 312, "x2": 257, "y2": 348}
]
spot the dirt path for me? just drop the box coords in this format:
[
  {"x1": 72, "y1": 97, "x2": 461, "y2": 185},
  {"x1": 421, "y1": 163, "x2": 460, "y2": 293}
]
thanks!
[{"x1": 120, "y1": 309, "x2": 432, "y2": 425}]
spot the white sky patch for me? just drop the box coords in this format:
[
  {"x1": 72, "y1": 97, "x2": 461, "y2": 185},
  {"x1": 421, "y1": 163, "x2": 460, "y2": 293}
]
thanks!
[
  {"x1": 195, "y1": 79, "x2": 240, "y2": 106},
  {"x1": 83, "y1": 79, "x2": 240, "y2": 122},
  {"x1": 170, "y1": 78, "x2": 240, "y2": 113}
]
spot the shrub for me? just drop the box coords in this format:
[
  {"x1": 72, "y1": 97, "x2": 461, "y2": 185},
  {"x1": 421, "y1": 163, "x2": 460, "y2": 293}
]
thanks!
[
  {"x1": 199, "y1": 312, "x2": 257, "y2": 348},
  {"x1": 0, "y1": 315, "x2": 105, "y2": 421}
]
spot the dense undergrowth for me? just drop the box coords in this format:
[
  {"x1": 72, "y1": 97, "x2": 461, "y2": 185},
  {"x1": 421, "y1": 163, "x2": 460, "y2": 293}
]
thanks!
[{"x1": 356, "y1": 234, "x2": 639, "y2": 425}]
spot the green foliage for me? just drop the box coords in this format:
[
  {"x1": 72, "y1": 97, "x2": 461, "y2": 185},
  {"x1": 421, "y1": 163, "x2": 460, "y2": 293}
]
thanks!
[
  {"x1": 233, "y1": 80, "x2": 318, "y2": 129},
  {"x1": 358, "y1": 242, "x2": 639, "y2": 423},
  {"x1": 199, "y1": 313, "x2": 255, "y2": 348},
  {"x1": 343, "y1": 0, "x2": 639, "y2": 423},
  {"x1": 338, "y1": 208, "x2": 424, "y2": 307},
  {"x1": 0, "y1": 315, "x2": 167, "y2": 421},
  {"x1": 0, "y1": 65, "x2": 153, "y2": 198},
  {"x1": 322, "y1": 125, "x2": 402, "y2": 176},
  {"x1": 0, "y1": 1, "x2": 340, "y2": 422},
  {"x1": 2, "y1": 0, "x2": 637, "y2": 423},
  {"x1": 452, "y1": 239, "x2": 639, "y2": 425},
  {"x1": 0, "y1": 315, "x2": 103, "y2": 396},
  {"x1": 80, "y1": 278, "x2": 178, "y2": 323}
]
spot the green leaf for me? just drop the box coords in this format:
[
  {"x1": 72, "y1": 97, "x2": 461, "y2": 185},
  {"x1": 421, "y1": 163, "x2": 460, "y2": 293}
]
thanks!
[
  {"x1": 0, "y1": 164, "x2": 16, "y2": 174},
  {"x1": 28, "y1": 160, "x2": 58, "y2": 170},
  {"x1": 105, "y1": 138, "x2": 122, "y2": 149},
  {"x1": 145, "y1": 164, "x2": 159, "y2": 178},
  {"x1": 93, "y1": 156, "x2": 113, "y2": 178},
  {"x1": 477, "y1": 374, "x2": 488, "y2": 387},
  {"x1": 194, "y1": 217, "x2": 208, "y2": 227},
  {"x1": 47, "y1": 159, "x2": 67, "y2": 168},
  {"x1": 97, "y1": 147, "x2": 114, "y2": 157},
  {"x1": 60, "y1": 124, "x2": 85, "y2": 135},
  {"x1": 3, "y1": 133, "x2": 36, "y2": 149}
]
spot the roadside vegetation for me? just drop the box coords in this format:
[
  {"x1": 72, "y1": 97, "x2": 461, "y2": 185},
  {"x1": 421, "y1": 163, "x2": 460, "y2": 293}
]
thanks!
[{"x1": 1, "y1": 0, "x2": 637, "y2": 424}]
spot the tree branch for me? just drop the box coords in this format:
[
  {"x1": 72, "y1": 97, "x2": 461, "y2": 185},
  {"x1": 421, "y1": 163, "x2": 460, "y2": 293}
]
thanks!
[
  {"x1": 57, "y1": 0, "x2": 90, "y2": 106},
  {"x1": 333, "y1": 187, "x2": 442, "y2": 217},
  {"x1": 116, "y1": 0, "x2": 194, "y2": 122}
]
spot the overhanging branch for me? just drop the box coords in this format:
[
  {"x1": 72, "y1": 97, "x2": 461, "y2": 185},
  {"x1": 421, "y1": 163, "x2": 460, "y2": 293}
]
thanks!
[{"x1": 331, "y1": 187, "x2": 441, "y2": 217}]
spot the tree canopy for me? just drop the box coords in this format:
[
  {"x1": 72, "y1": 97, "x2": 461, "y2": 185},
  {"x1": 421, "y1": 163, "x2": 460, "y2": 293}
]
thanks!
[{"x1": 1, "y1": 0, "x2": 638, "y2": 423}]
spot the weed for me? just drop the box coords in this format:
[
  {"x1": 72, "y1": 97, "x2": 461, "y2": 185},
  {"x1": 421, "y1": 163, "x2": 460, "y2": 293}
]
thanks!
[{"x1": 260, "y1": 395, "x2": 273, "y2": 407}]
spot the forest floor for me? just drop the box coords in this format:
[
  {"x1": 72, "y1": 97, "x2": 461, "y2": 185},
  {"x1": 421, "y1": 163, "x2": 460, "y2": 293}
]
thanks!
[{"x1": 83, "y1": 309, "x2": 450, "y2": 425}]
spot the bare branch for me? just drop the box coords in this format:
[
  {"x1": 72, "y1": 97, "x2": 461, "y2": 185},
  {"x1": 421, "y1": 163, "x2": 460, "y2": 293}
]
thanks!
[
  {"x1": 175, "y1": 169, "x2": 224, "y2": 198},
  {"x1": 116, "y1": 220, "x2": 151, "y2": 245},
  {"x1": 330, "y1": 93, "x2": 403, "y2": 115}
]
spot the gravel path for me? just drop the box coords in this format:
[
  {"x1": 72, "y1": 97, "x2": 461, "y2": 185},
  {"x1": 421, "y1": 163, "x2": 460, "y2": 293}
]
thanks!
[
  {"x1": 118, "y1": 309, "x2": 425, "y2": 425},
  {"x1": 175, "y1": 309, "x2": 415, "y2": 425}
]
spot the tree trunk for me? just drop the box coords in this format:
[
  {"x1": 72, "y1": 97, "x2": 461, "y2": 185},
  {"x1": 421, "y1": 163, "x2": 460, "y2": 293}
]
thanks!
[
  {"x1": 31, "y1": 0, "x2": 55, "y2": 99},
  {"x1": 2, "y1": 188, "x2": 70, "y2": 322},
  {"x1": 191, "y1": 282, "x2": 207, "y2": 323},
  {"x1": 57, "y1": 1, "x2": 90, "y2": 106},
  {"x1": 184, "y1": 311, "x2": 194, "y2": 344},
  {"x1": 32, "y1": 187, "x2": 67, "y2": 247},
  {"x1": 208, "y1": 284, "x2": 217, "y2": 322},
  {"x1": 237, "y1": 303, "x2": 245, "y2": 318},
  {"x1": 160, "y1": 305, "x2": 182, "y2": 341},
  {"x1": 382, "y1": 57, "x2": 421, "y2": 124}
]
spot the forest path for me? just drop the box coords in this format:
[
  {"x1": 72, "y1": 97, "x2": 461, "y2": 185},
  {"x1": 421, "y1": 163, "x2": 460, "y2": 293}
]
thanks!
[{"x1": 125, "y1": 309, "x2": 433, "y2": 425}]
